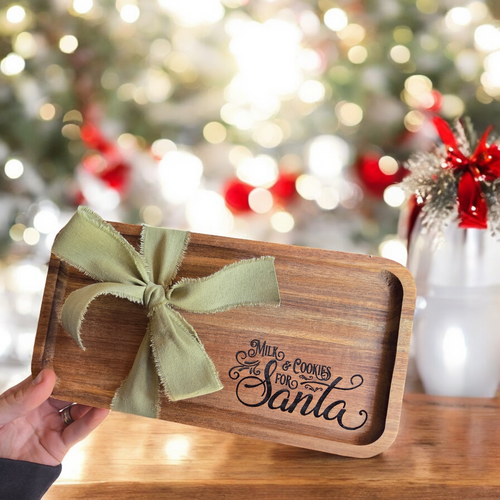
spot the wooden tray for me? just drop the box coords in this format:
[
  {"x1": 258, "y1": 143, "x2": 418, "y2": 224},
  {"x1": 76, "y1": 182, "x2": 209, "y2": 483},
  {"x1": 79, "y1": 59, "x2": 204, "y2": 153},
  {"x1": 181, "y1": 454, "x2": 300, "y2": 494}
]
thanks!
[{"x1": 33, "y1": 222, "x2": 416, "y2": 458}]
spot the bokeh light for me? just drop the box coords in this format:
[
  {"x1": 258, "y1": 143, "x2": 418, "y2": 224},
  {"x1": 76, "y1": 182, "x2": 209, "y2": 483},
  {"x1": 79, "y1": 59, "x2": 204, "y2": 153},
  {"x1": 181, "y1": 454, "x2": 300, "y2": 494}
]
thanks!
[
  {"x1": 59, "y1": 35, "x2": 79, "y2": 54},
  {"x1": 4, "y1": 159, "x2": 24, "y2": 179},
  {"x1": 6, "y1": 5, "x2": 26, "y2": 23},
  {"x1": 159, "y1": 151, "x2": 204, "y2": 204},
  {"x1": 1, "y1": 53, "x2": 25, "y2": 76},
  {"x1": 307, "y1": 135, "x2": 350, "y2": 179},
  {"x1": 236, "y1": 155, "x2": 278, "y2": 188},
  {"x1": 73, "y1": 0, "x2": 93, "y2": 14},
  {"x1": 324, "y1": 8, "x2": 348, "y2": 32},
  {"x1": 14, "y1": 32, "x2": 37, "y2": 59},
  {"x1": 271, "y1": 211, "x2": 295, "y2": 233}
]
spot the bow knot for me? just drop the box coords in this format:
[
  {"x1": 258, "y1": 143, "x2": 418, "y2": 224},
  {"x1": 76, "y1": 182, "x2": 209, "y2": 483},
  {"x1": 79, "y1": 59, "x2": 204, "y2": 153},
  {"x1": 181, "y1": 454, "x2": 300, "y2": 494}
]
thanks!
[
  {"x1": 434, "y1": 117, "x2": 500, "y2": 229},
  {"x1": 144, "y1": 282, "x2": 167, "y2": 312},
  {"x1": 52, "y1": 207, "x2": 280, "y2": 419}
]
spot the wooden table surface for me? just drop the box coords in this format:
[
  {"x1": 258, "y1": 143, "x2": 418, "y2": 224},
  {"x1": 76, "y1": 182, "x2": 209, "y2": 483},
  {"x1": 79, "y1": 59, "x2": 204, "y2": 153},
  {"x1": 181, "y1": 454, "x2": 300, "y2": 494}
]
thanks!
[{"x1": 46, "y1": 388, "x2": 500, "y2": 499}]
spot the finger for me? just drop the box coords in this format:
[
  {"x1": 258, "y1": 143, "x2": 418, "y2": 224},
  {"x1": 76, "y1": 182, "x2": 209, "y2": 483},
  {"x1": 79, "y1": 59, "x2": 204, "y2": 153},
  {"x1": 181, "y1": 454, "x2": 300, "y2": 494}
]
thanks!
[
  {"x1": 48, "y1": 398, "x2": 76, "y2": 411},
  {"x1": 0, "y1": 369, "x2": 56, "y2": 426},
  {"x1": 62, "y1": 407, "x2": 109, "y2": 449}
]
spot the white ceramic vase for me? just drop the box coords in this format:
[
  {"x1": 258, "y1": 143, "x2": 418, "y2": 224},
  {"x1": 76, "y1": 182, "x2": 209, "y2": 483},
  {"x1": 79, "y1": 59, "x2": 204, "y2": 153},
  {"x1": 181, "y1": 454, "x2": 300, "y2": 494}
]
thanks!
[{"x1": 408, "y1": 217, "x2": 500, "y2": 397}]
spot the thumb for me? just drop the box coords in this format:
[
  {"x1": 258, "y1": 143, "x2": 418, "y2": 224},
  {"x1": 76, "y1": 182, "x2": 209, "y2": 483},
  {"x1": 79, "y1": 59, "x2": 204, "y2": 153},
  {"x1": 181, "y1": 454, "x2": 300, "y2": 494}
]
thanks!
[{"x1": 0, "y1": 369, "x2": 56, "y2": 426}]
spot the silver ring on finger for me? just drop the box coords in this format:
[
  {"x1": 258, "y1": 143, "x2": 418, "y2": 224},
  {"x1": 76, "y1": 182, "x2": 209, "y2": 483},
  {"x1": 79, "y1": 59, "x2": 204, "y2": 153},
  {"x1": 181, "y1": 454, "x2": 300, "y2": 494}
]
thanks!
[{"x1": 60, "y1": 405, "x2": 75, "y2": 426}]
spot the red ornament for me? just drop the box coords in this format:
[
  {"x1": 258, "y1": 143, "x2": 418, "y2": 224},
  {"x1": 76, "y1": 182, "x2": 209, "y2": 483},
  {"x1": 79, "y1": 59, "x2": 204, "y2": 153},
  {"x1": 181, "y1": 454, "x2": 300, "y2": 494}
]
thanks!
[
  {"x1": 74, "y1": 189, "x2": 86, "y2": 206},
  {"x1": 270, "y1": 171, "x2": 298, "y2": 204},
  {"x1": 224, "y1": 179, "x2": 253, "y2": 212},
  {"x1": 428, "y1": 90, "x2": 443, "y2": 112},
  {"x1": 99, "y1": 161, "x2": 130, "y2": 191},
  {"x1": 355, "y1": 153, "x2": 406, "y2": 198},
  {"x1": 80, "y1": 121, "x2": 131, "y2": 194},
  {"x1": 433, "y1": 116, "x2": 500, "y2": 229},
  {"x1": 80, "y1": 122, "x2": 109, "y2": 151}
]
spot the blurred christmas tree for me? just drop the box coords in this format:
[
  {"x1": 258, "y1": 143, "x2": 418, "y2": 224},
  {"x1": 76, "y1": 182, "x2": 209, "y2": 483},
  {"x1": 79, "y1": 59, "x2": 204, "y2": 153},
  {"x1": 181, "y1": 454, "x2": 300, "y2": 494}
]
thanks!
[{"x1": 1, "y1": 0, "x2": 500, "y2": 266}]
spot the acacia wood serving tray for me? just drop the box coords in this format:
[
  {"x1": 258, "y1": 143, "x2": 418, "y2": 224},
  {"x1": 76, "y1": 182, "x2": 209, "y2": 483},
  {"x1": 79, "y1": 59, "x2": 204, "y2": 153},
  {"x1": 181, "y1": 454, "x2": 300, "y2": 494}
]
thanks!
[{"x1": 33, "y1": 221, "x2": 416, "y2": 458}]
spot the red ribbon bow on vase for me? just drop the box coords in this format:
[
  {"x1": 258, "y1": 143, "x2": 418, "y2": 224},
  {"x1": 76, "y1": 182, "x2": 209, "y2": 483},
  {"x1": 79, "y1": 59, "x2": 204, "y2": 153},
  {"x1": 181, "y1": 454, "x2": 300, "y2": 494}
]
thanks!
[{"x1": 433, "y1": 116, "x2": 500, "y2": 229}]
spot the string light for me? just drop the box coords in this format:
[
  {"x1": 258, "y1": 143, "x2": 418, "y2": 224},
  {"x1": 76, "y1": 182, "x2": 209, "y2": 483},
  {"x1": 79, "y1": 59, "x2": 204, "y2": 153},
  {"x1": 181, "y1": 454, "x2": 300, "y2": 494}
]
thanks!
[
  {"x1": 390, "y1": 45, "x2": 411, "y2": 64},
  {"x1": 296, "y1": 174, "x2": 322, "y2": 200},
  {"x1": 379, "y1": 238, "x2": 407, "y2": 266},
  {"x1": 186, "y1": 190, "x2": 234, "y2": 235},
  {"x1": 404, "y1": 110, "x2": 425, "y2": 132},
  {"x1": 73, "y1": 0, "x2": 93, "y2": 14},
  {"x1": 338, "y1": 24, "x2": 366, "y2": 45},
  {"x1": 393, "y1": 26, "x2": 413, "y2": 44},
  {"x1": 14, "y1": 32, "x2": 37, "y2": 58},
  {"x1": 248, "y1": 188, "x2": 273, "y2": 213},
  {"x1": 151, "y1": 139, "x2": 177, "y2": 158},
  {"x1": 415, "y1": 0, "x2": 437, "y2": 14},
  {"x1": 271, "y1": 211, "x2": 294, "y2": 233},
  {"x1": 298, "y1": 80, "x2": 325, "y2": 103},
  {"x1": 336, "y1": 102, "x2": 363, "y2": 127},
  {"x1": 441, "y1": 95, "x2": 465, "y2": 118},
  {"x1": 252, "y1": 123, "x2": 284, "y2": 149},
  {"x1": 236, "y1": 155, "x2": 278, "y2": 188},
  {"x1": 9, "y1": 223, "x2": 25, "y2": 241},
  {"x1": 159, "y1": 150, "x2": 203, "y2": 204},
  {"x1": 120, "y1": 4, "x2": 140, "y2": 23},
  {"x1": 117, "y1": 133, "x2": 137, "y2": 149},
  {"x1": 39, "y1": 103, "x2": 56, "y2": 120},
  {"x1": 298, "y1": 49, "x2": 322, "y2": 71},
  {"x1": 158, "y1": 0, "x2": 224, "y2": 27},
  {"x1": 6, "y1": 5, "x2": 26, "y2": 23},
  {"x1": 0, "y1": 53, "x2": 25, "y2": 76},
  {"x1": 317, "y1": 187, "x2": 340, "y2": 210},
  {"x1": 347, "y1": 46, "x2": 368, "y2": 64},
  {"x1": 474, "y1": 25, "x2": 500, "y2": 52},
  {"x1": 229, "y1": 19, "x2": 303, "y2": 100},
  {"x1": 59, "y1": 35, "x2": 78, "y2": 54},
  {"x1": 23, "y1": 228, "x2": 40, "y2": 246},
  {"x1": 403, "y1": 75, "x2": 434, "y2": 108},
  {"x1": 34, "y1": 209, "x2": 59, "y2": 234},
  {"x1": 203, "y1": 122, "x2": 227, "y2": 144},
  {"x1": 140, "y1": 205, "x2": 163, "y2": 226},
  {"x1": 4, "y1": 159, "x2": 24, "y2": 179},
  {"x1": 324, "y1": 8, "x2": 348, "y2": 32},
  {"x1": 383, "y1": 185, "x2": 405, "y2": 207},
  {"x1": 445, "y1": 7, "x2": 472, "y2": 29},
  {"x1": 378, "y1": 156, "x2": 399, "y2": 175},
  {"x1": 307, "y1": 135, "x2": 350, "y2": 179}
]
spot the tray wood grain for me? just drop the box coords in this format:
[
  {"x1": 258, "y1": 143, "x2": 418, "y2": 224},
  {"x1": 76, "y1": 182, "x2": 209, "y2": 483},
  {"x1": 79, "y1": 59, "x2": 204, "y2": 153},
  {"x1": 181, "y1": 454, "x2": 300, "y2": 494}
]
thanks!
[{"x1": 33, "y1": 222, "x2": 416, "y2": 458}]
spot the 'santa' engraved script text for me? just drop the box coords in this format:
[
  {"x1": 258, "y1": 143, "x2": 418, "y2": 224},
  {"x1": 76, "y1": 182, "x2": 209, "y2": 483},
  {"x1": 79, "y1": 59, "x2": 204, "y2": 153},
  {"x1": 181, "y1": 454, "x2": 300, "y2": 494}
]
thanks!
[{"x1": 229, "y1": 339, "x2": 368, "y2": 431}]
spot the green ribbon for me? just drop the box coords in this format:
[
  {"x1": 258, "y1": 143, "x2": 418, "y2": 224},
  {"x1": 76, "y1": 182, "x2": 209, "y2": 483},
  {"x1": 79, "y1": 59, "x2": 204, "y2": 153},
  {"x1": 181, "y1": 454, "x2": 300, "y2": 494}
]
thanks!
[{"x1": 52, "y1": 207, "x2": 280, "y2": 418}]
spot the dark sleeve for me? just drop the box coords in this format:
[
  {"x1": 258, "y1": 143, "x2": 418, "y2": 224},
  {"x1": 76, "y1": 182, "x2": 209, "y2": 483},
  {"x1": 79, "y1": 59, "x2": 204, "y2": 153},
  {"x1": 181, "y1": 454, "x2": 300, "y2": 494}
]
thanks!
[{"x1": 0, "y1": 458, "x2": 62, "y2": 500}]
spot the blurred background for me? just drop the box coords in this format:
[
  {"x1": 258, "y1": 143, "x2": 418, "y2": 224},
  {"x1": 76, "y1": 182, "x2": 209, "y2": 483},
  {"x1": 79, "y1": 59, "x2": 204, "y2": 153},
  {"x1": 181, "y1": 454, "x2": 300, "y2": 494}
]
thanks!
[{"x1": 1, "y1": 0, "x2": 500, "y2": 390}]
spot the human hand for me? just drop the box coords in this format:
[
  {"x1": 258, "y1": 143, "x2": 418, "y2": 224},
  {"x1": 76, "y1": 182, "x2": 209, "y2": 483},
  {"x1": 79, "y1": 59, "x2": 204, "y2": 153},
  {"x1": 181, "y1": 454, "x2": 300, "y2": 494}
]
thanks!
[{"x1": 0, "y1": 368, "x2": 109, "y2": 466}]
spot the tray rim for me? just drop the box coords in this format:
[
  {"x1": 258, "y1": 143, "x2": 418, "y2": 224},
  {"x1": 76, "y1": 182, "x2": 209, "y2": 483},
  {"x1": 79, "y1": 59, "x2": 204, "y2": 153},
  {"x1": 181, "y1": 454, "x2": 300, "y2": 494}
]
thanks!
[{"x1": 32, "y1": 221, "x2": 417, "y2": 458}]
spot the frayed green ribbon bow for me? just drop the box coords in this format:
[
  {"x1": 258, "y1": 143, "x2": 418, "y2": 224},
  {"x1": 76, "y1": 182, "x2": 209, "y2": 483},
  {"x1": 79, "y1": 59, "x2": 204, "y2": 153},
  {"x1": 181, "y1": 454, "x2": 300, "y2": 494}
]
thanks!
[{"x1": 52, "y1": 207, "x2": 280, "y2": 418}]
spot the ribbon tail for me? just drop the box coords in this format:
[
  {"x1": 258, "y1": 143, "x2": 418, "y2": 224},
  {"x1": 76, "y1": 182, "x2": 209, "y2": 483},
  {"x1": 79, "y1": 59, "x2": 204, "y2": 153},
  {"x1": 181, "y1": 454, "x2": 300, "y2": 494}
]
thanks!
[
  {"x1": 473, "y1": 125, "x2": 493, "y2": 158},
  {"x1": 167, "y1": 256, "x2": 281, "y2": 313},
  {"x1": 457, "y1": 170, "x2": 488, "y2": 229},
  {"x1": 61, "y1": 282, "x2": 144, "y2": 349},
  {"x1": 150, "y1": 306, "x2": 223, "y2": 402},
  {"x1": 111, "y1": 329, "x2": 160, "y2": 418},
  {"x1": 433, "y1": 116, "x2": 458, "y2": 149}
]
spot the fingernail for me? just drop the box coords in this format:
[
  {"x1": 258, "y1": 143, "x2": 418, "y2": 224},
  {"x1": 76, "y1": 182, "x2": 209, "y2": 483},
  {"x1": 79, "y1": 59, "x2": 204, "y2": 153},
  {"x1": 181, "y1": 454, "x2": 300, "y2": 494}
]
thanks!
[{"x1": 33, "y1": 371, "x2": 44, "y2": 385}]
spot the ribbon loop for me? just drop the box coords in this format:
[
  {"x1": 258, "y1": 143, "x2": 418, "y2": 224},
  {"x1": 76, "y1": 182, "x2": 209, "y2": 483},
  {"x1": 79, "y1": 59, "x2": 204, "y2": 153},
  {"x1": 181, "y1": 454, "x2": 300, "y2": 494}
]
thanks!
[
  {"x1": 432, "y1": 117, "x2": 500, "y2": 229},
  {"x1": 52, "y1": 207, "x2": 281, "y2": 418}
]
